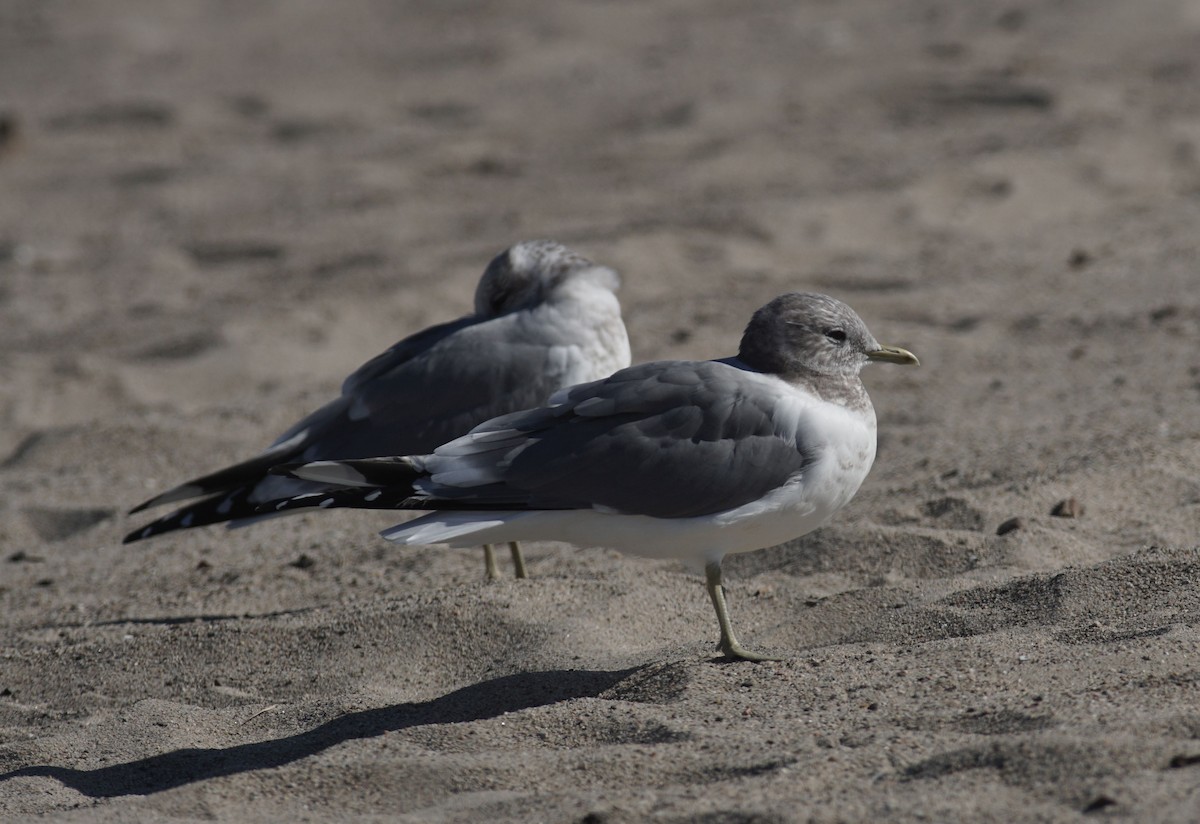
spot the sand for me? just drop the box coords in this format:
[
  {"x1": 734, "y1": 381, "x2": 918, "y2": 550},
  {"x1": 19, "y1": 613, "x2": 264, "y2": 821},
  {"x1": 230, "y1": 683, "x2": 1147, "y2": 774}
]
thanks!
[{"x1": 2, "y1": 1, "x2": 1199, "y2": 821}]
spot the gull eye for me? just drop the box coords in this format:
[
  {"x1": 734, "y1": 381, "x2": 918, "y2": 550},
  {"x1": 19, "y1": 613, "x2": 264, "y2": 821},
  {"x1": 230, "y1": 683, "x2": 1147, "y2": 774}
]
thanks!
[{"x1": 824, "y1": 328, "x2": 847, "y2": 343}]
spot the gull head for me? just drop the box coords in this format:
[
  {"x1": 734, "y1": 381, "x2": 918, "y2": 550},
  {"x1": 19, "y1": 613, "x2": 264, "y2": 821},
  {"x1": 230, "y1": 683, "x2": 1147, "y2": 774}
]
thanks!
[
  {"x1": 739, "y1": 292, "x2": 919, "y2": 378},
  {"x1": 475, "y1": 240, "x2": 621, "y2": 316}
]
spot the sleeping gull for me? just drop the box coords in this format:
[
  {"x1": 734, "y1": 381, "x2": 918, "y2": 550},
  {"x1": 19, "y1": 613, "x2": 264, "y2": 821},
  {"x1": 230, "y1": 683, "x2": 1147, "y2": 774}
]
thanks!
[
  {"x1": 262, "y1": 293, "x2": 918, "y2": 661},
  {"x1": 124, "y1": 240, "x2": 632, "y2": 580}
]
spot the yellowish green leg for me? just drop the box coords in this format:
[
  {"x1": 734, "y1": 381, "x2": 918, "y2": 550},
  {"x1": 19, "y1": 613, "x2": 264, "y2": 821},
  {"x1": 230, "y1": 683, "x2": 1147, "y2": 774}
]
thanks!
[
  {"x1": 509, "y1": 541, "x2": 528, "y2": 579},
  {"x1": 705, "y1": 561, "x2": 779, "y2": 662},
  {"x1": 483, "y1": 544, "x2": 500, "y2": 581}
]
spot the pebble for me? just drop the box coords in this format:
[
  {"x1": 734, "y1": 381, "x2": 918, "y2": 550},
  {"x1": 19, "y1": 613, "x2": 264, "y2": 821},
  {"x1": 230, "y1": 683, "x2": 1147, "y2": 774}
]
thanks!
[
  {"x1": 996, "y1": 517, "x2": 1024, "y2": 536},
  {"x1": 1051, "y1": 498, "x2": 1084, "y2": 518}
]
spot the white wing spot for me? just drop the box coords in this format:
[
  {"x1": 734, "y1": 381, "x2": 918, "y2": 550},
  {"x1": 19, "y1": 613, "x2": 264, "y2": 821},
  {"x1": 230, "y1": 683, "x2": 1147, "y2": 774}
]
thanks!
[
  {"x1": 365, "y1": 490, "x2": 382, "y2": 501},
  {"x1": 319, "y1": 498, "x2": 336, "y2": 508}
]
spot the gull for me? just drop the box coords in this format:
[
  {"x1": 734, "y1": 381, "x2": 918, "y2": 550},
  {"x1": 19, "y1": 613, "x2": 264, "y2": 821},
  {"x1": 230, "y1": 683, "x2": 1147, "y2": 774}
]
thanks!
[
  {"x1": 124, "y1": 240, "x2": 632, "y2": 580},
  {"x1": 262, "y1": 293, "x2": 918, "y2": 661}
]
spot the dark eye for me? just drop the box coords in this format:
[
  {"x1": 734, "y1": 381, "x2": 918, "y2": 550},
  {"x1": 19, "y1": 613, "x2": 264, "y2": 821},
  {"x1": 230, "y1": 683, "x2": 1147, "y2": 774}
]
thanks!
[{"x1": 825, "y1": 329, "x2": 847, "y2": 343}]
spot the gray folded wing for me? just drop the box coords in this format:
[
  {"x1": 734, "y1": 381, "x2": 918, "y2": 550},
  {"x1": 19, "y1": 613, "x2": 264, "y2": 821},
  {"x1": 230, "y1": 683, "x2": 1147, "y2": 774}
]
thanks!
[
  {"x1": 280, "y1": 311, "x2": 597, "y2": 464},
  {"x1": 420, "y1": 360, "x2": 818, "y2": 518}
]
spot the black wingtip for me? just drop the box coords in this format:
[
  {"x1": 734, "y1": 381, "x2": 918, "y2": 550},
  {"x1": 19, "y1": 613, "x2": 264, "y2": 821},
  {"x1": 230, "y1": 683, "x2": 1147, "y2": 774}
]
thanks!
[
  {"x1": 126, "y1": 483, "x2": 204, "y2": 515},
  {"x1": 121, "y1": 486, "x2": 263, "y2": 545}
]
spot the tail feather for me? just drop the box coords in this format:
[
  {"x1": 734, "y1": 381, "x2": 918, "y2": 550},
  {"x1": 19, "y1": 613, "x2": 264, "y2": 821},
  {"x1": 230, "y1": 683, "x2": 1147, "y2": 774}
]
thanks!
[{"x1": 381, "y1": 513, "x2": 517, "y2": 546}]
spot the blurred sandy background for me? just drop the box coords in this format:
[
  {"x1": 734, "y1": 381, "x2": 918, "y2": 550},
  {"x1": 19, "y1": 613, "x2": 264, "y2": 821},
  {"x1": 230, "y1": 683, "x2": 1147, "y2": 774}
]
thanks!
[{"x1": 2, "y1": 1, "x2": 1199, "y2": 820}]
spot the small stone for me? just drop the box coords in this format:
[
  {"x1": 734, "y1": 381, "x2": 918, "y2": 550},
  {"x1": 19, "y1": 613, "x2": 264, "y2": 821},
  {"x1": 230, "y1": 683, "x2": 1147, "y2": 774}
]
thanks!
[
  {"x1": 1149, "y1": 305, "x2": 1179, "y2": 323},
  {"x1": 1067, "y1": 248, "x2": 1092, "y2": 269},
  {"x1": 1082, "y1": 795, "x2": 1116, "y2": 813},
  {"x1": 0, "y1": 111, "x2": 17, "y2": 151},
  {"x1": 1051, "y1": 498, "x2": 1084, "y2": 518},
  {"x1": 996, "y1": 517, "x2": 1024, "y2": 536},
  {"x1": 290, "y1": 553, "x2": 316, "y2": 570}
]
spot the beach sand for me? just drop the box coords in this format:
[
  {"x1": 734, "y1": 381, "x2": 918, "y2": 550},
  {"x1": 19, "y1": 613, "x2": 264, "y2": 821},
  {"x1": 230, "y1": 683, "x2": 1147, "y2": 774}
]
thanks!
[{"x1": 2, "y1": 1, "x2": 1199, "y2": 820}]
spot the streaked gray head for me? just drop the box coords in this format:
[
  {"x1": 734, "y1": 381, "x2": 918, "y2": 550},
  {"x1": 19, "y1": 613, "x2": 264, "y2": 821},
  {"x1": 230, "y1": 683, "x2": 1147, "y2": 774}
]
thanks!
[
  {"x1": 739, "y1": 292, "x2": 915, "y2": 378},
  {"x1": 474, "y1": 240, "x2": 621, "y2": 316}
]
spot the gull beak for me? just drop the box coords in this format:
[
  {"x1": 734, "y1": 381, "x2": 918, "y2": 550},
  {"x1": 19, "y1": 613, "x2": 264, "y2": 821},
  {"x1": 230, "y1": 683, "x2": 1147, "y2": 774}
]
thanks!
[{"x1": 867, "y1": 344, "x2": 919, "y2": 366}]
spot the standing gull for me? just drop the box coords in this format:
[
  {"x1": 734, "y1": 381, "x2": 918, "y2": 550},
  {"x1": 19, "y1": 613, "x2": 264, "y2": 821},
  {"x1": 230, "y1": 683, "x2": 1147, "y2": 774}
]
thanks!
[
  {"x1": 124, "y1": 240, "x2": 632, "y2": 580},
  {"x1": 264, "y1": 293, "x2": 918, "y2": 660}
]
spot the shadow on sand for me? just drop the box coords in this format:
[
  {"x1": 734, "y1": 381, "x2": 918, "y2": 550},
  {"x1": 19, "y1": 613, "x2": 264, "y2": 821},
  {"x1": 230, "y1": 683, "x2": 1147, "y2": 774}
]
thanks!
[{"x1": 1, "y1": 667, "x2": 640, "y2": 797}]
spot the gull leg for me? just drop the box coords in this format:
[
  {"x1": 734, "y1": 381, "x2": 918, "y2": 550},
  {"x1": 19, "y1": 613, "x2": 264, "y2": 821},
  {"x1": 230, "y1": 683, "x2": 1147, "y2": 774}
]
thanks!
[
  {"x1": 508, "y1": 541, "x2": 528, "y2": 579},
  {"x1": 483, "y1": 544, "x2": 500, "y2": 581},
  {"x1": 705, "y1": 561, "x2": 779, "y2": 662}
]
